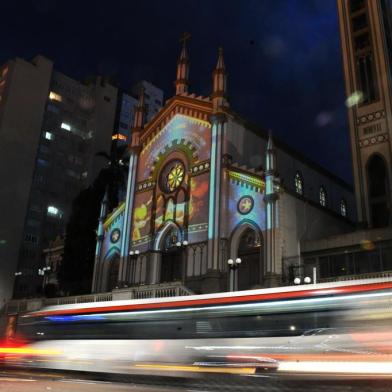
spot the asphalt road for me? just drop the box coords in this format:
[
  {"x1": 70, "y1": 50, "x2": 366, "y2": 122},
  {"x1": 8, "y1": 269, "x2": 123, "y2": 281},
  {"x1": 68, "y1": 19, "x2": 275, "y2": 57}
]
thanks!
[{"x1": 1, "y1": 368, "x2": 392, "y2": 392}]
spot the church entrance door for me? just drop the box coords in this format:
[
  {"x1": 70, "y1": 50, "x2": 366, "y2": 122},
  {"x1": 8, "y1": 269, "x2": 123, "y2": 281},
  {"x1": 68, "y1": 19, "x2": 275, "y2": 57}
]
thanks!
[
  {"x1": 237, "y1": 228, "x2": 262, "y2": 290},
  {"x1": 160, "y1": 249, "x2": 182, "y2": 283}
]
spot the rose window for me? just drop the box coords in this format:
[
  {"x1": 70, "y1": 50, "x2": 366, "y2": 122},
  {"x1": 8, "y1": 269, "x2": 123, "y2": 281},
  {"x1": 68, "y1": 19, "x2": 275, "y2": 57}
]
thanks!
[{"x1": 160, "y1": 160, "x2": 185, "y2": 193}]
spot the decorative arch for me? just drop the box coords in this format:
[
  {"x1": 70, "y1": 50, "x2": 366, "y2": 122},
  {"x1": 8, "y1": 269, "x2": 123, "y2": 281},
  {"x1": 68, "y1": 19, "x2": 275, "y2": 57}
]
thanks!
[
  {"x1": 153, "y1": 220, "x2": 183, "y2": 251},
  {"x1": 229, "y1": 219, "x2": 263, "y2": 259},
  {"x1": 151, "y1": 141, "x2": 197, "y2": 181},
  {"x1": 229, "y1": 220, "x2": 264, "y2": 291}
]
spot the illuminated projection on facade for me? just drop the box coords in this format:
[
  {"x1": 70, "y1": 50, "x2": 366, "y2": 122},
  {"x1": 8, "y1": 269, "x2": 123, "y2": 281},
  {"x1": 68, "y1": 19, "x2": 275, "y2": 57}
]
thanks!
[
  {"x1": 93, "y1": 40, "x2": 353, "y2": 294},
  {"x1": 131, "y1": 114, "x2": 211, "y2": 250}
]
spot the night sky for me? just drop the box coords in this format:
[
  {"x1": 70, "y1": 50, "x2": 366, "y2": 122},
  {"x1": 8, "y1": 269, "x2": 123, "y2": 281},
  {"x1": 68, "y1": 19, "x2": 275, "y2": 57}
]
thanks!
[{"x1": 1, "y1": 0, "x2": 352, "y2": 183}]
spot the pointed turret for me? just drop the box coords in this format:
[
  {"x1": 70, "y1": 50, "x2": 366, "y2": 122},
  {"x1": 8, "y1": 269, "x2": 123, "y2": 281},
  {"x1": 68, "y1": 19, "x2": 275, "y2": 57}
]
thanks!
[
  {"x1": 212, "y1": 47, "x2": 229, "y2": 113},
  {"x1": 130, "y1": 88, "x2": 145, "y2": 148},
  {"x1": 175, "y1": 33, "x2": 190, "y2": 95},
  {"x1": 265, "y1": 131, "x2": 276, "y2": 174}
]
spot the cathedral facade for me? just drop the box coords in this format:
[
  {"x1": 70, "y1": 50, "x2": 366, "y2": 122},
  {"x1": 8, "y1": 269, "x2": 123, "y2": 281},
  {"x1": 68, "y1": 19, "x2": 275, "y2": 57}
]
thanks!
[{"x1": 92, "y1": 42, "x2": 354, "y2": 295}]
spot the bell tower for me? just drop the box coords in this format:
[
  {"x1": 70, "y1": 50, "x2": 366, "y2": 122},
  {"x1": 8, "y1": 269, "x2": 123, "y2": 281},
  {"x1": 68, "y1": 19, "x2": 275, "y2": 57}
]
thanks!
[{"x1": 337, "y1": 0, "x2": 392, "y2": 227}]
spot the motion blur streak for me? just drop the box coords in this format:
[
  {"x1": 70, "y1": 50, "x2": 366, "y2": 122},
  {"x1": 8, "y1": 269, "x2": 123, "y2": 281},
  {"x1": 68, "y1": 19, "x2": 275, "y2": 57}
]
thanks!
[
  {"x1": 278, "y1": 361, "x2": 392, "y2": 374},
  {"x1": 0, "y1": 347, "x2": 61, "y2": 356},
  {"x1": 134, "y1": 363, "x2": 256, "y2": 374}
]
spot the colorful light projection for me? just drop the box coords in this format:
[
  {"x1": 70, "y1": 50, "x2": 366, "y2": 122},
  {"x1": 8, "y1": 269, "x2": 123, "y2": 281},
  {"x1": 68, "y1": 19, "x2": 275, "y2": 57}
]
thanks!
[
  {"x1": 138, "y1": 114, "x2": 211, "y2": 181},
  {"x1": 132, "y1": 191, "x2": 153, "y2": 248},
  {"x1": 226, "y1": 170, "x2": 266, "y2": 235},
  {"x1": 101, "y1": 203, "x2": 125, "y2": 260},
  {"x1": 188, "y1": 172, "x2": 210, "y2": 242}
]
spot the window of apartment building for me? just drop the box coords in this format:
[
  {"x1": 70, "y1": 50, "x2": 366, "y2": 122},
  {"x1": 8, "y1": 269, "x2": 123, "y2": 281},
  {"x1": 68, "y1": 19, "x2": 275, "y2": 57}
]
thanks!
[
  {"x1": 294, "y1": 172, "x2": 303, "y2": 195},
  {"x1": 39, "y1": 145, "x2": 50, "y2": 155},
  {"x1": 61, "y1": 122, "x2": 71, "y2": 131},
  {"x1": 49, "y1": 91, "x2": 62, "y2": 102},
  {"x1": 47, "y1": 104, "x2": 60, "y2": 114},
  {"x1": 26, "y1": 218, "x2": 41, "y2": 228},
  {"x1": 45, "y1": 131, "x2": 55, "y2": 140},
  {"x1": 37, "y1": 158, "x2": 49, "y2": 167},
  {"x1": 24, "y1": 233, "x2": 38, "y2": 244},
  {"x1": 340, "y1": 199, "x2": 347, "y2": 217},
  {"x1": 47, "y1": 205, "x2": 61, "y2": 217},
  {"x1": 319, "y1": 186, "x2": 327, "y2": 207}
]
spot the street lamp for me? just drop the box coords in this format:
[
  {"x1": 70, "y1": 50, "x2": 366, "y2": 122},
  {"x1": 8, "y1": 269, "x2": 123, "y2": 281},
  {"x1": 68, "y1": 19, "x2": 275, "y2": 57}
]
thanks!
[
  {"x1": 38, "y1": 266, "x2": 51, "y2": 276},
  {"x1": 127, "y1": 250, "x2": 140, "y2": 286},
  {"x1": 294, "y1": 276, "x2": 312, "y2": 285},
  {"x1": 228, "y1": 258, "x2": 241, "y2": 291},
  {"x1": 176, "y1": 240, "x2": 188, "y2": 247}
]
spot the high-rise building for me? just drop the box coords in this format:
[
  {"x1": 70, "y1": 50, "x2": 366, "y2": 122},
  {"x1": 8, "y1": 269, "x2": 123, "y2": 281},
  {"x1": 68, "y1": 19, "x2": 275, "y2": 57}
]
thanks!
[
  {"x1": 112, "y1": 81, "x2": 164, "y2": 146},
  {"x1": 0, "y1": 55, "x2": 118, "y2": 303},
  {"x1": 337, "y1": 0, "x2": 392, "y2": 228}
]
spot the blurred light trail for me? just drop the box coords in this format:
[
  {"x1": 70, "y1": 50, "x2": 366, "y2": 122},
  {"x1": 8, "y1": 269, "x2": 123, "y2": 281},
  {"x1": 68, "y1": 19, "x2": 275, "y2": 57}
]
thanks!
[
  {"x1": 134, "y1": 363, "x2": 256, "y2": 375},
  {"x1": 0, "y1": 347, "x2": 61, "y2": 356},
  {"x1": 278, "y1": 360, "x2": 392, "y2": 374}
]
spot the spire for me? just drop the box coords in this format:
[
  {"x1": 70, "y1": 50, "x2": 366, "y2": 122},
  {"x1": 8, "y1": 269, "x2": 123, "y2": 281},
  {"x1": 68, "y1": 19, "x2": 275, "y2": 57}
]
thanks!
[
  {"x1": 212, "y1": 47, "x2": 229, "y2": 113},
  {"x1": 266, "y1": 130, "x2": 276, "y2": 173},
  {"x1": 130, "y1": 88, "x2": 145, "y2": 147},
  {"x1": 175, "y1": 32, "x2": 190, "y2": 95}
]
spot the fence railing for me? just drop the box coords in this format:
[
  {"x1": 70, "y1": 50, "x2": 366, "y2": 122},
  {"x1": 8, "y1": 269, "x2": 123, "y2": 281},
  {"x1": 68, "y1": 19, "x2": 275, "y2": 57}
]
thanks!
[
  {"x1": 319, "y1": 270, "x2": 392, "y2": 283},
  {"x1": 5, "y1": 281, "x2": 193, "y2": 315}
]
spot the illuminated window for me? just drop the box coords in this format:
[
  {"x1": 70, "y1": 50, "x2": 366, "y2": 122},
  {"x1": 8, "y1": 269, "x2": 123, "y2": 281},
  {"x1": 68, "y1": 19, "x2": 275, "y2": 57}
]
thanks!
[
  {"x1": 47, "y1": 206, "x2": 59, "y2": 216},
  {"x1": 49, "y1": 91, "x2": 62, "y2": 102},
  {"x1": 340, "y1": 199, "x2": 347, "y2": 217},
  {"x1": 160, "y1": 160, "x2": 185, "y2": 193},
  {"x1": 45, "y1": 131, "x2": 54, "y2": 140},
  {"x1": 319, "y1": 186, "x2": 327, "y2": 207},
  {"x1": 294, "y1": 172, "x2": 303, "y2": 195},
  {"x1": 61, "y1": 122, "x2": 71, "y2": 131},
  {"x1": 167, "y1": 163, "x2": 185, "y2": 191},
  {"x1": 112, "y1": 133, "x2": 127, "y2": 141}
]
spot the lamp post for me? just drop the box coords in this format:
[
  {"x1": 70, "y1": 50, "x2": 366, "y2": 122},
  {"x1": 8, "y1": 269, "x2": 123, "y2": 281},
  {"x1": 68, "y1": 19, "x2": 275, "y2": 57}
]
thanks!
[
  {"x1": 128, "y1": 249, "x2": 140, "y2": 286},
  {"x1": 227, "y1": 257, "x2": 241, "y2": 291},
  {"x1": 38, "y1": 266, "x2": 51, "y2": 291},
  {"x1": 176, "y1": 240, "x2": 188, "y2": 282}
]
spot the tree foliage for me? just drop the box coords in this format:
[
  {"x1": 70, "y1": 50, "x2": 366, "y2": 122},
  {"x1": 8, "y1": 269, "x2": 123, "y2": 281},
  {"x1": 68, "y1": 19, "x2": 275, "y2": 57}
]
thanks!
[{"x1": 58, "y1": 145, "x2": 129, "y2": 295}]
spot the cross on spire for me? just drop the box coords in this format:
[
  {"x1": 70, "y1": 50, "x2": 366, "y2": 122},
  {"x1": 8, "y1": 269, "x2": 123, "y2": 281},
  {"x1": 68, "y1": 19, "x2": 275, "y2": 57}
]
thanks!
[
  {"x1": 179, "y1": 32, "x2": 191, "y2": 46},
  {"x1": 175, "y1": 33, "x2": 190, "y2": 95}
]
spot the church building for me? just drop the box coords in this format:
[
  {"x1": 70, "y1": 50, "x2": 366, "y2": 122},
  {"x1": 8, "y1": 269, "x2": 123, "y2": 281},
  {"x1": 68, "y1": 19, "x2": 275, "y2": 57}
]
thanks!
[{"x1": 92, "y1": 39, "x2": 354, "y2": 295}]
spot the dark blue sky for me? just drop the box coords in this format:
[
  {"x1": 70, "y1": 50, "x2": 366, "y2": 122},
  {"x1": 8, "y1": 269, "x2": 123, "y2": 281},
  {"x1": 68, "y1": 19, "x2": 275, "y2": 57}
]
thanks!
[{"x1": 1, "y1": 0, "x2": 352, "y2": 183}]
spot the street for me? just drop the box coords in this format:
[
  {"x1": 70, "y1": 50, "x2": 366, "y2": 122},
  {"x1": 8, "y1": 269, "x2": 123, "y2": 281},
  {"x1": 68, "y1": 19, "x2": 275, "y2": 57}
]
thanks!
[{"x1": 1, "y1": 368, "x2": 392, "y2": 392}]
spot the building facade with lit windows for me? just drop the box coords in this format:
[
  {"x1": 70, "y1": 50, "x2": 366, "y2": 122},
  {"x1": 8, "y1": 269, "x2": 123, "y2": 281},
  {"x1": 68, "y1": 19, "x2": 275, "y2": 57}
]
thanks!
[
  {"x1": 0, "y1": 55, "x2": 118, "y2": 304},
  {"x1": 92, "y1": 43, "x2": 355, "y2": 295},
  {"x1": 301, "y1": 0, "x2": 392, "y2": 282},
  {"x1": 112, "y1": 81, "x2": 164, "y2": 146}
]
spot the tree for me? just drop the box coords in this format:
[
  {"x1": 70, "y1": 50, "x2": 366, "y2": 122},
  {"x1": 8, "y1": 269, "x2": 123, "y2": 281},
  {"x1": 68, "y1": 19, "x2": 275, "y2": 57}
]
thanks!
[{"x1": 58, "y1": 145, "x2": 129, "y2": 295}]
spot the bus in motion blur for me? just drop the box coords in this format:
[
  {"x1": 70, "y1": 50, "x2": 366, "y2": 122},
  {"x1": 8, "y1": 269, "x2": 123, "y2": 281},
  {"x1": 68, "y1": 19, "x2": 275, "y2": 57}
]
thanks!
[{"x1": 2, "y1": 277, "x2": 392, "y2": 377}]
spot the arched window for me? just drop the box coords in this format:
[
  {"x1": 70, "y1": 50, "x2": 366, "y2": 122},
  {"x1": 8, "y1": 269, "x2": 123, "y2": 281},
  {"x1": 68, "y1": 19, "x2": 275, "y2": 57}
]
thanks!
[
  {"x1": 340, "y1": 199, "x2": 347, "y2": 217},
  {"x1": 294, "y1": 172, "x2": 303, "y2": 195},
  {"x1": 367, "y1": 155, "x2": 390, "y2": 227},
  {"x1": 319, "y1": 186, "x2": 327, "y2": 207}
]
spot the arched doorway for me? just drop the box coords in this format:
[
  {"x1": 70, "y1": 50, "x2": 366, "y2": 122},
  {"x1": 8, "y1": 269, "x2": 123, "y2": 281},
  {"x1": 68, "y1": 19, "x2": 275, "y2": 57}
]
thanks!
[
  {"x1": 237, "y1": 228, "x2": 262, "y2": 290},
  {"x1": 367, "y1": 155, "x2": 390, "y2": 227},
  {"x1": 107, "y1": 254, "x2": 120, "y2": 291},
  {"x1": 160, "y1": 227, "x2": 183, "y2": 283}
]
